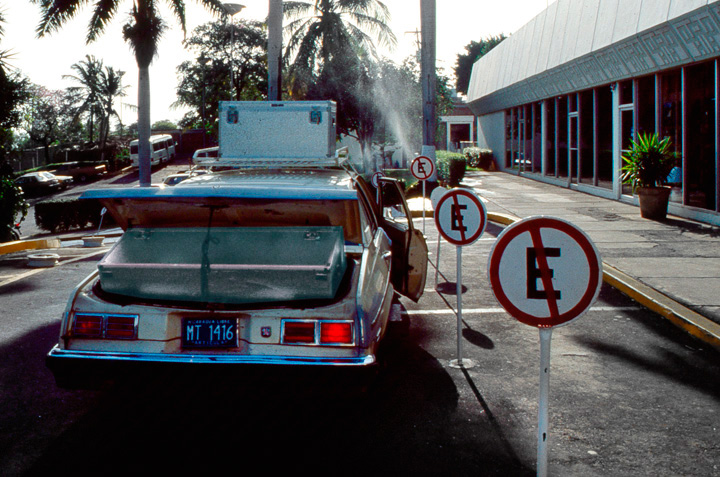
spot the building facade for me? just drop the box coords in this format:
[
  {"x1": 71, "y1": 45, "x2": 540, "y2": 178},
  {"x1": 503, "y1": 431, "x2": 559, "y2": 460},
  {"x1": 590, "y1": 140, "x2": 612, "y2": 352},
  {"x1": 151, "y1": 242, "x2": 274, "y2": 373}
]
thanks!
[{"x1": 467, "y1": 0, "x2": 720, "y2": 225}]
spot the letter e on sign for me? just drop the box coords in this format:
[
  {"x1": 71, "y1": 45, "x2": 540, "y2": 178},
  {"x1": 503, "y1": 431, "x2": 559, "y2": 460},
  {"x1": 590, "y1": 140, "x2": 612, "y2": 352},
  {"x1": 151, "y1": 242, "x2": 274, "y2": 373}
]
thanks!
[
  {"x1": 487, "y1": 217, "x2": 602, "y2": 328},
  {"x1": 411, "y1": 155, "x2": 435, "y2": 181},
  {"x1": 434, "y1": 189, "x2": 487, "y2": 246}
]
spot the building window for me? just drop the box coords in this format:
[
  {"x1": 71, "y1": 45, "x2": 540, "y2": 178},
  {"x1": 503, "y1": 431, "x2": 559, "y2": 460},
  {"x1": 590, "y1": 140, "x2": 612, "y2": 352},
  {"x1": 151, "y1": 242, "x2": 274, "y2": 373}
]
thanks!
[
  {"x1": 579, "y1": 90, "x2": 594, "y2": 184},
  {"x1": 685, "y1": 60, "x2": 716, "y2": 211},
  {"x1": 545, "y1": 100, "x2": 556, "y2": 176},
  {"x1": 596, "y1": 85, "x2": 613, "y2": 190},
  {"x1": 661, "y1": 69, "x2": 683, "y2": 202}
]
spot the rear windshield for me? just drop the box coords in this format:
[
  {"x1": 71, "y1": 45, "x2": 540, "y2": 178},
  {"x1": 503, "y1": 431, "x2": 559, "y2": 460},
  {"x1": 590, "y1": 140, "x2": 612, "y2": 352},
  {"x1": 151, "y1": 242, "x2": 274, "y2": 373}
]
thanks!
[{"x1": 105, "y1": 198, "x2": 363, "y2": 245}]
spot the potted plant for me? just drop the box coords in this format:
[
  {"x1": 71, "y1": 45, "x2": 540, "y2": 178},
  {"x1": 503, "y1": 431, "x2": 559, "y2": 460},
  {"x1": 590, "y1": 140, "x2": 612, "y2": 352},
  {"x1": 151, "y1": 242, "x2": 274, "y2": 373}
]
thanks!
[{"x1": 621, "y1": 132, "x2": 676, "y2": 220}]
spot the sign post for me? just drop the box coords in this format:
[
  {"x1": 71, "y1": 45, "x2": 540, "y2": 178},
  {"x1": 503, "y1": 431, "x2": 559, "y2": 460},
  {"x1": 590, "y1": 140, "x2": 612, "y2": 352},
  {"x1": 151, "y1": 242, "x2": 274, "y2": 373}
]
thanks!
[
  {"x1": 430, "y1": 186, "x2": 448, "y2": 287},
  {"x1": 487, "y1": 216, "x2": 603, "y2": 477},
  {"x1": 434, "y1": 188, "x2": 487, "y2": 368},
  {"x1": 411, "y1": 155, "x2": 435, "y2": 234}
]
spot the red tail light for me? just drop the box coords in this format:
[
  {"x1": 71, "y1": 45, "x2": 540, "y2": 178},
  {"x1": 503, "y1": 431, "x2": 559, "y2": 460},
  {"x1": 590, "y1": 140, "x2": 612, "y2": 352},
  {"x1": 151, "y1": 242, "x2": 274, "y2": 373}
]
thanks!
[
  {"x1": 106, "y1": 315, "x2": 138, "y2": 339},
  {"x1": 73, "y1": 314, "x2": 103, "y2": 337},
  {"x1": 283, "y1": 321, "x2": 316, "y2": 344},
  {"x1": 71, "y1": 313, "x2": 138, "y2": 339},
  {"x1": 320, "y1": 322, "x2": 353, "y2": 345}
]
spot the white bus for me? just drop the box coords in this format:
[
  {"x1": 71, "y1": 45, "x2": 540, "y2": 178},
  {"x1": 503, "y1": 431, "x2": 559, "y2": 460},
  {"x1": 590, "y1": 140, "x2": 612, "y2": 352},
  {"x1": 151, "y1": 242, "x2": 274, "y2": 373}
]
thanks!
[{"x1": 130, "y1": 134, "x2": 176, "y2": 167}]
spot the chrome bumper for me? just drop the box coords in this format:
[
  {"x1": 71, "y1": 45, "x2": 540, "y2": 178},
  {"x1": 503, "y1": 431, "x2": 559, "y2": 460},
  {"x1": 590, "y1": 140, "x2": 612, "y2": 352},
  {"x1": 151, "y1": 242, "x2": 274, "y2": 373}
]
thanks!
[{"x1": 47, "y1": 345, "x2": 376, "y2": 367}]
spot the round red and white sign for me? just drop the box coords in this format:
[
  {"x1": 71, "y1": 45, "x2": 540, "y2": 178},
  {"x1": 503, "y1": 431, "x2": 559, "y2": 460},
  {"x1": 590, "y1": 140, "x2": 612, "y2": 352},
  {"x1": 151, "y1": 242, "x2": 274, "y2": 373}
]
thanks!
[
  {"x1": 371, "y1": 171, "x2": 383, "y2": 188},
  {"x1": 487, "y1": 216, "x2": 603, "y2": 328},
  {"x1": 411, "y1": 155, "x2": 435, "y2": 181},
  {"x1": 434, "y1": 188, "x2": 487, "y2": 246}
]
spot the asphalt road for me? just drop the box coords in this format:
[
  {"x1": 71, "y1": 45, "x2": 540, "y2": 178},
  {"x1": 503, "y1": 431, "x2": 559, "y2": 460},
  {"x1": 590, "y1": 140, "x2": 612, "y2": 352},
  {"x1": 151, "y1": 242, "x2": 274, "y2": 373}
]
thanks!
[{"x1": 1, "y1": 209, "x2": 718, "y2": 476}]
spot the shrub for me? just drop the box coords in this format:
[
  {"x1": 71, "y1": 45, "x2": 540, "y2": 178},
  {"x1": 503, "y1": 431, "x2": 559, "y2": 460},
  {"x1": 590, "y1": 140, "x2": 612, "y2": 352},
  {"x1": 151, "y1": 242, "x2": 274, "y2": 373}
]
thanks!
[
  {"x1": 0, "y1": 173, "x2": 28, "y2": 242},
  {"x1": 35, "y1": 198, "x2": 114, "y2": 233},
  {"x1": 463, "y1": 147, "x2": 494, "y2": 169},
  {"x1": 436, "y1": 151, "x2": 466, "y2": 187}
]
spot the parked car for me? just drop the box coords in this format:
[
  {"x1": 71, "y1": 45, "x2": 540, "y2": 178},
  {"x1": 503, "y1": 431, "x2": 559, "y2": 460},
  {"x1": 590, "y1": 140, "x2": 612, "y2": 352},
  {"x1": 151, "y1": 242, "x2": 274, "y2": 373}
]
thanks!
[
  {"x1": 14, "y1": 171, "x2": 65, "y2": 196},
  {"x1": 40, "y1": 161, "x2": 107, "y2": 182},
  {"x1": 192, "y1": 146, "x2": 219, "y2": 164},
  {"x1": 162, "y1": 173, "x2": 191, "y2": 186},
  {"x1": 46, "y1": 166, "x2": 428, "y2": 389}
]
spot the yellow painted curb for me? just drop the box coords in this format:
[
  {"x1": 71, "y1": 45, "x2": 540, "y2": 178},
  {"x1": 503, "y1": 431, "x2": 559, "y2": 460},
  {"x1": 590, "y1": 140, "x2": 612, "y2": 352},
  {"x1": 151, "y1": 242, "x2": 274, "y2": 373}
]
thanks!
[
  {"x1": 603, "y1": 265, "x2": 720, "y2": 349},
  {"x1": 486, "y1": 213, "x2": 720, "y2": 350},
  {"x1": 0, "y1": 238, "x2": 62, "y2": 256}
]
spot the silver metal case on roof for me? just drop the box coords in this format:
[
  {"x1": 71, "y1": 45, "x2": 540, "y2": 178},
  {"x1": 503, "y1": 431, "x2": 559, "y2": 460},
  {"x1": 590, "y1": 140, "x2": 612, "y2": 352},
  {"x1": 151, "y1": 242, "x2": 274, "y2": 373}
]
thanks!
[{"x1": 218, "y1": 101, "x2": 337, "y2": 164}]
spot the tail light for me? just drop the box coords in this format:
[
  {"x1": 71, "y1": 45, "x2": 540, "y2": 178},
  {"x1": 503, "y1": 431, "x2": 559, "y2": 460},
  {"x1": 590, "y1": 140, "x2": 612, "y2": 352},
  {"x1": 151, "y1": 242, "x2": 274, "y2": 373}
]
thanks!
[
  {"x1": 73, "y1": 313, "x2": 103, "y2": 338},
  {"x1": 282, "y1": 320, "x2": 354, "y2": 346},
  {"x1": 72, "y1": 313, "x2": 138, "y2": 340},
  {"x1": 320, "y1": 322, "x2": 353, "y2": 345},
  {"x1": 283, "y1": 321, "x2": 316, "y2": 344},
  {"x1": 106, "y1": 315, "x2": 138, "y2": 339}
]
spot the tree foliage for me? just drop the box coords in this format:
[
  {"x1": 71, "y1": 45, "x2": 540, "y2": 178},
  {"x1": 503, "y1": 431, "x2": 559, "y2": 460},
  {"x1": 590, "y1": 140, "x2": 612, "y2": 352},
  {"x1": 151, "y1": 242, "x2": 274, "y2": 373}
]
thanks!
[
  {"x1": 283, "y1": 0, "x2": 396, "y2": 98},
  {"x1": 32, "y1": 0, "x2": 226, "y2": 186},
  {"x1": 175, "y1": 20, "x2": 267, "y2": 129},
  {"x1": 454, "y1": 35, "x2": 506, "y2": 95}
]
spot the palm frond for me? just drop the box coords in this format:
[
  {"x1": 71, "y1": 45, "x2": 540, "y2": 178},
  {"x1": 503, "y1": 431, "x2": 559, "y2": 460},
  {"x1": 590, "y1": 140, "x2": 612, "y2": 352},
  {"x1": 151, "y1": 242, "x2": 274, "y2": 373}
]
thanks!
[{"x1": 87, "y1": 0, "x2": 121, "y2": 43}]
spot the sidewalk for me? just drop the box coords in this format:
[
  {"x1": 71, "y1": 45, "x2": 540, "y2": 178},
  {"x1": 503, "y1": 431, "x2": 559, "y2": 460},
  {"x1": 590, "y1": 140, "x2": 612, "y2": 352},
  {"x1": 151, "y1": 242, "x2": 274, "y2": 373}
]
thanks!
[{"x1": 460, "y1": 170, "x2": 720, "y2": 347}]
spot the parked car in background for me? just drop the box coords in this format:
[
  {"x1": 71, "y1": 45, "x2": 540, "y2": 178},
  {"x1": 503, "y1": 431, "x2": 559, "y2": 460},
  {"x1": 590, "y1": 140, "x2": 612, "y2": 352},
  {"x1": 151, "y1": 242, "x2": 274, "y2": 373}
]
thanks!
[
  {"x1": 14, "y1": 171, "x2": 66, "y2": 196},
  {"x1": 130, "y1": 134, "x2": 176, "y2": 167},
  {"x1": 192, "y1": 146, "x2": 219, "y2": 164},
  {"x1": 40, "y1": 161, "x2": 107, "y2": 182}
]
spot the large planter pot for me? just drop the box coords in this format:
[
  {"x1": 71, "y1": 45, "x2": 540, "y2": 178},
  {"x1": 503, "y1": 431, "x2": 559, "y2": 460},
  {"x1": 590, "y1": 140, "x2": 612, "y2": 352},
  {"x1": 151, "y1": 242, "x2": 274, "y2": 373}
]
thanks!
[{"x1": 638, "y1": 186, "x2": 671, "y2": 220}]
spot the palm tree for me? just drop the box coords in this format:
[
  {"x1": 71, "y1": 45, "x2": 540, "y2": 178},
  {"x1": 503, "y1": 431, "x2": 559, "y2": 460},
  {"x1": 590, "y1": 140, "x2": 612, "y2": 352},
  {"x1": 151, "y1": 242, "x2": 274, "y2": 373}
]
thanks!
[
  {"x1": 64, "y1": 55, "x2": 104, "y2": 142},
  {"x1": 283, "y1": 0, "x2": 396, "y2": 97},
  {"x1": 98, "y1": 65, "x2": 129, "y2": 149},
  {"x1": 32, "y1": 0, "x2": 225, "y2": 186}
]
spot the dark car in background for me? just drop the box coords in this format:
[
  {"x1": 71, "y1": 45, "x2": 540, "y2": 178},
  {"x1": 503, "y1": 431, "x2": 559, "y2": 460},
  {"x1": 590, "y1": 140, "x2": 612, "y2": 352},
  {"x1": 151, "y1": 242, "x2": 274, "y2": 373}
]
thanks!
[
  {"x1": 14, "y1": 171, "x2": 66, "y2": 196},
  {"x1": 40, "y1": 161, "x2": 107, "y2": 182}
]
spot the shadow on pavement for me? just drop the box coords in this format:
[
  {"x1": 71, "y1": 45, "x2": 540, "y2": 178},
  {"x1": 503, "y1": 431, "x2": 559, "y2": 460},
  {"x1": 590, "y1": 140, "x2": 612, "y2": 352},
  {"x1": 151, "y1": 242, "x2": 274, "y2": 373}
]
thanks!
[{"x1": 0, "y1": 317, "x2": 531, "y2": 476}]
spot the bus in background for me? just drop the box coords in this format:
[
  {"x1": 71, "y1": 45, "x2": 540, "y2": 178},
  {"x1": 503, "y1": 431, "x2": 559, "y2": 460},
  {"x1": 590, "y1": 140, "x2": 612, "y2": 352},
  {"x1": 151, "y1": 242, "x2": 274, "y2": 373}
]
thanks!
[{"x1": 130, "y1": 134, "x2": 176, "y2": 167}]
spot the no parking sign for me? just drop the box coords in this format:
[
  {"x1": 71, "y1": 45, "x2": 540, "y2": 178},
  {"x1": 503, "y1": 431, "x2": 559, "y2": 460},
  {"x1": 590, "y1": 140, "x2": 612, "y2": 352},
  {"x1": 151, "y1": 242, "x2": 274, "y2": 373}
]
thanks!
[
  {"x1": 488, "y1": 216, "x2": 602, "y2": 328},
  {"x1": 487, "y1": 216, "x2": 602, "y2": 477},
  {"x1": 434, "y1": 188, "x2": 487, "y2": 368}
]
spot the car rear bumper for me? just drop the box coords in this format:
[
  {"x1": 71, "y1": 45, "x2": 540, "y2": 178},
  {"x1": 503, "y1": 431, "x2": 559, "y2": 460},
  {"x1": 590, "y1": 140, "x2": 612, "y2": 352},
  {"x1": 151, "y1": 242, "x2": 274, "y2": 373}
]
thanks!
[{"x1": 47, "y1": 345, "x2": 377, "y2": 388}]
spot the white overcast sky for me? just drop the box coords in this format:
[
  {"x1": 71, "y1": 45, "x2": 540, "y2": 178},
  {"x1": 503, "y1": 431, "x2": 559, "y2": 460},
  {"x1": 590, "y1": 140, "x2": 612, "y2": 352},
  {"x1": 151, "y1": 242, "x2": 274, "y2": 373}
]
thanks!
[{"x1": 1, "y1": 0, "x2": 551, "y2": 124}]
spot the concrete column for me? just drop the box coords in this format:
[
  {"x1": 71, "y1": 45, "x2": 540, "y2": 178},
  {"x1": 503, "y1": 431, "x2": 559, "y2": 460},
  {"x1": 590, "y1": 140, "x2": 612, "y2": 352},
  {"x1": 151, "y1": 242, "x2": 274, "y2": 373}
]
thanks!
[{"x1": 421, "y1": 0, "x2": 436, "y2": 148}]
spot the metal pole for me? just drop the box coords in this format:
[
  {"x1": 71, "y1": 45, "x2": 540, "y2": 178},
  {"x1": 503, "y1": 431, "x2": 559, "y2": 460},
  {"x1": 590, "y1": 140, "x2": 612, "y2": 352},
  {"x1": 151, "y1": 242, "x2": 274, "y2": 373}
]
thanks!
[
  {"x1": 434, "y1": 232, "x2": 441, "y2": 287},
  {"x1": 456, "y1": 245, "x2": 463, "y2": 361},
  {"x1": 537, "y1": 327, "x2": 553, "y2": 477},
  {"x1": 422, "y1": 180, "x2": 426, "y2": 234},
  {"x1": 268, "y1": 0, "x2": 283, "y2": 101}
]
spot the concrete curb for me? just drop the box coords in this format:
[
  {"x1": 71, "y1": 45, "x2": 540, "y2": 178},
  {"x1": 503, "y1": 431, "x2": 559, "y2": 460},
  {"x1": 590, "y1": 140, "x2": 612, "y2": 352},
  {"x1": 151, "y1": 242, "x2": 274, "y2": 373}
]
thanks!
[
  {"x1": 0, "y1": 238, "x2": 62, "y2": 255},
  {"x1": 486, "y1": 212, "x2": 720, "y2": 350},
  {"x1": 0, "y1": 231, "x2": 123, "y2": 256}
]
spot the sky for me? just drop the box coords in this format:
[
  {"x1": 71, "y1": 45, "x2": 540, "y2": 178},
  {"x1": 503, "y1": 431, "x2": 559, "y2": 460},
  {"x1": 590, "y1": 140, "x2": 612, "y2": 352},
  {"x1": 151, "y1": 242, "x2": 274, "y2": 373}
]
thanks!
[{"x1": 1, "y1": 0, "x2": 552, "y2": 125}]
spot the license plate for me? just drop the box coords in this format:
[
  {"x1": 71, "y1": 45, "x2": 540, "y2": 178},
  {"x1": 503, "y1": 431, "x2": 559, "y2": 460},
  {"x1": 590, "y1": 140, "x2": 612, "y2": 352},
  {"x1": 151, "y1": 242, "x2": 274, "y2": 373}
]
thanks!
[{"x1": 182, "y1": 318, "x2": 238, "y2": 348}]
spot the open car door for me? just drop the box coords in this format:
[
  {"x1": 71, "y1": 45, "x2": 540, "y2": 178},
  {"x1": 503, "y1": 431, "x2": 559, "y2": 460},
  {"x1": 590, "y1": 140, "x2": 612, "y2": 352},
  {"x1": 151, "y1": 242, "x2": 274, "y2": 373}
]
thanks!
[{"x1": 355, "y1": 176, "x2": 428, "y2": 302}]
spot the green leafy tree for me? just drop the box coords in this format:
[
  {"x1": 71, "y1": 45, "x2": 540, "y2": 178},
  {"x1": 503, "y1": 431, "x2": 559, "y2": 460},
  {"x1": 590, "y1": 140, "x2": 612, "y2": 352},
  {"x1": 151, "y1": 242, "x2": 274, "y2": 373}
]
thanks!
[
  {"x1": 97, "y1": 65, "x2": 128, "y2": 149},
  {"x1": 32, "y1": 0, "x2": 226, "y2": 186},
  {"x1": 283, "y1": 0, "x2": 396, "y2": 97},
  {"x1": 64, "y1": 55, "x2": 104, "y2": 142},
  {"x1": 174, "y1": 20, "x2": 266, "y2": 129},
  {"x1": 454, "y1": 35, "x2": 505, "y2": 95},
  {"x1": 0, "y1": 9, "x2": 30, "y2": 242},
  {"x1": 152, "y1": 119, "x2": 178, "y2": 129}
]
